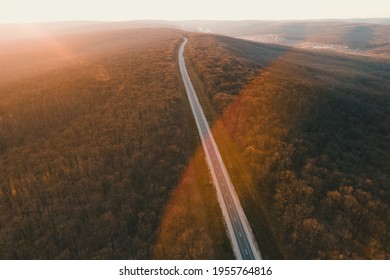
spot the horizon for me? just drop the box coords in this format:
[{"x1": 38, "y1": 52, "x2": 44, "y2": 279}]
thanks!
[
  {"x1": 1, "y1": 0, "x2": 390, "y2": 24},
  {"x1": 1, "y1": 17, "x2": 390, "y2": 26}
]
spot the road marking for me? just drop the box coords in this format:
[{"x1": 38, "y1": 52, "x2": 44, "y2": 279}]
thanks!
[{"x1": 179, "y1": 38, "x2": 260, "y2": 260}]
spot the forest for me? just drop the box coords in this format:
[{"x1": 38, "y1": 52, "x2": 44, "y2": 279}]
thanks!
[
  {"x1": 1, "y1": 25, "x2": 389, "y2": 260},
  {"x1": 185, "y1": 33, "x2": 390, "y2": 259},
  {"x1": 0, "y1": 28, "x2": 197, "y2": 259}
]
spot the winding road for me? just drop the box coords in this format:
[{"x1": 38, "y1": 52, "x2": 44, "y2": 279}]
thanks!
[{"x1": 178, "y1": 37, "x2": 262, "y2": 260}]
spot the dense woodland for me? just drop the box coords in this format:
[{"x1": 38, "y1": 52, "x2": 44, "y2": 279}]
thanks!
[
  {"x1": 0, "y1": 28, "x2": 196, "y2": 259},
  {"x1": 1, "y1": 25, "x2": 389, "y2": 260},
  {"x1": 186, "y1": 34, "x2": 390, "y2": 259}
]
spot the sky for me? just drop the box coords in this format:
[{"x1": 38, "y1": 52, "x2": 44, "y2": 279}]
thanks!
[{"x1": 0, "y1": 0, "x2": 389, "y2": 23}]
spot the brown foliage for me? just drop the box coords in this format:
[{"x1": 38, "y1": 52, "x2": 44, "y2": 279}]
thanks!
[
  {"x1": 0, "y1": 28, "x2": 194, "y2": 259},
  {"x1": 186, "y1": 34, "x2": 390, "y2": 259}
]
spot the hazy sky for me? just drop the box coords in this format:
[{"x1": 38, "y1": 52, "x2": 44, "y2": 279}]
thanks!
[{"x1": 1, "y1": 0, "x2": 389, "y2": 23}]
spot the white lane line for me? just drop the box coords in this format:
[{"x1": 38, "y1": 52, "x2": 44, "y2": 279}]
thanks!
[
  {"x1": 179, "y1": 38, "x2": 261, "y2": 260},
  {"x1": 239, "y1": 232, "x2": 242, "y2": 238}
]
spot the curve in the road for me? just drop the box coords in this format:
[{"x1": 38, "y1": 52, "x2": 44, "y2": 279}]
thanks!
[{"x1": 178, "y1": 37, "x2": 262, "y2": 260}]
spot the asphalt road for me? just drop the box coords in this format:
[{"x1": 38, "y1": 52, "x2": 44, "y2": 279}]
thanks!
[{"x1": 178, "y1": 37, "x2": 262, "y2": 260}]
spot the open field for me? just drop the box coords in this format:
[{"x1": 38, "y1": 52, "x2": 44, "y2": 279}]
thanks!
[{"x1": 176, "y1": 20, "x2": 390, "y2": 58}]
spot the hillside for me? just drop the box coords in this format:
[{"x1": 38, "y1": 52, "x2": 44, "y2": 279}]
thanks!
[
  {"x1": 177, "y1": 20, "x2": 390, "y2": 58},
  {"x1": 4, "y1": 20, "x2": 389, "y2": 58},
  {"x1": 0, "y1": 27, "x2": 199, "y2": 259},
  {"x1": 184, "y1": 33, "x2": 390, "y2": 259}
]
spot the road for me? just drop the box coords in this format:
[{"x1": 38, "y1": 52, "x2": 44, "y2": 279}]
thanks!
[{"x1": 178, "y1": 37, "x2": 262, "y2": 260}]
